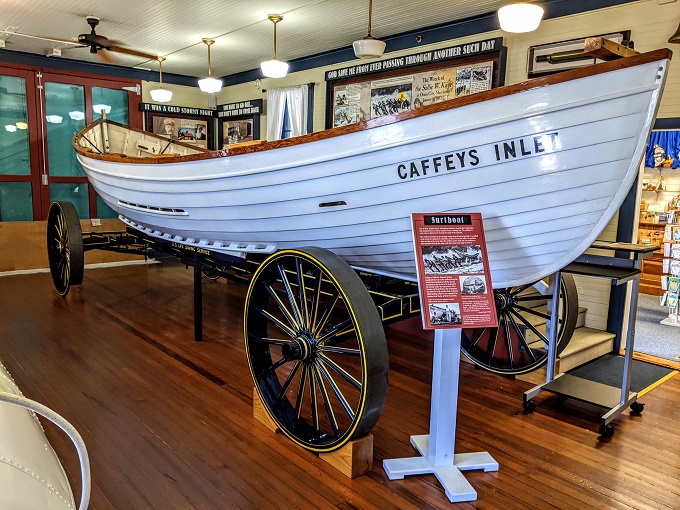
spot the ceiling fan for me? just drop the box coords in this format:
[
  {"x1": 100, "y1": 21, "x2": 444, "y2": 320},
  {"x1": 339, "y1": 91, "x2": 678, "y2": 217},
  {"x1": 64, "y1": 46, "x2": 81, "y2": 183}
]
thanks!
[{"x1": 2, "y1": 15, "x2": 157, "y2": 63}]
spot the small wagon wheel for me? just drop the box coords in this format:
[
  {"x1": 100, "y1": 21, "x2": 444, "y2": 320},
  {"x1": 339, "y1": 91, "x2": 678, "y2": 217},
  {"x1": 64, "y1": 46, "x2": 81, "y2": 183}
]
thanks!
[
  {"x1": 201, "y1": 267, "x2": 221, "y2": 280},
  {"x1": 461, "y1": 273, "x2": 578, "y2": 375},
  {"x1": 244, "y1": 247, "x2": 388, "y2": 453},
  {"x1": 47, "y1": 201, "x2": 84, "y2": 296}
]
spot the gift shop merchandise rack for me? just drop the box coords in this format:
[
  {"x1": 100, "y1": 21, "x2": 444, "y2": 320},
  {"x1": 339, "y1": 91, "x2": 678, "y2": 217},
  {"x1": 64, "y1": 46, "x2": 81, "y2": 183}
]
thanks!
[
  {"x1": 660, "y1": 222, "x2": 680, "y2": 326},
  {"x1": 639, "y1": 161, "x2": 679, "y2": 313}
]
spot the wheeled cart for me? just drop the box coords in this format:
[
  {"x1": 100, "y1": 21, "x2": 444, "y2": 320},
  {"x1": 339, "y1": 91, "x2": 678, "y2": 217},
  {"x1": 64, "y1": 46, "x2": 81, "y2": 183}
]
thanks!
[
  {"x1": 523, "y1": 241, "x2": 656, "y2": 437},
  {"x1": 47, "y1": 200, "x2": 580, "y2": 456}
]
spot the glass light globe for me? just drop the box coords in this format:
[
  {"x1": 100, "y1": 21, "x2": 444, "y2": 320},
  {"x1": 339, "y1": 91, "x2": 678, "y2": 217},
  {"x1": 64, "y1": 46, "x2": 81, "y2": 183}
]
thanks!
[
  {"x1": 150, "y1": 88, "x2": 173, "y2": 103},
  {"x1": 198, "y1": 77, "x2": 223, "y2": 93},
  {"x1": 498, "y1": 3, "x2": 544, "y2": 33},
  {"x1": 353, "y1": 38, "x2": 386, "y2": 59},
  {"x1": 260, "y1": 59, "x2": 289, "y2": 78}
]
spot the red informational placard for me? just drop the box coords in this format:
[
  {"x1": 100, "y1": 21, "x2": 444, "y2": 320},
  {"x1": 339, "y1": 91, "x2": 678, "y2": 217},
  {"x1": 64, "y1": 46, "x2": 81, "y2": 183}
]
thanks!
[{"x1": 411, "y1": 213, "x2": 498, "y2": 330}]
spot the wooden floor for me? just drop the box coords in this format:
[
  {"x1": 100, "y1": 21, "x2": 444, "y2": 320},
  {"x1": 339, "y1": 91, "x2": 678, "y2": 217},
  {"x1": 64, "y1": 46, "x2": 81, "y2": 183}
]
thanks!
[{"x1": 1, "y1": 260, "x2": 680, "y2": 510}]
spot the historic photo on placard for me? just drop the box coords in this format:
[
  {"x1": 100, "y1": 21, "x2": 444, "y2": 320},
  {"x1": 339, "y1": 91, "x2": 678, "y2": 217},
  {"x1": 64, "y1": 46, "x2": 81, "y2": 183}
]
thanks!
[
  {"x1": 429, "y1": 303, "x2": 462, "y2": 325},
  {"x1": 422, "y1": 245, "x2": 484, "y2": 275},
  {"x1": 460, "y1": 275, "x2": 488, "y2": 294}
]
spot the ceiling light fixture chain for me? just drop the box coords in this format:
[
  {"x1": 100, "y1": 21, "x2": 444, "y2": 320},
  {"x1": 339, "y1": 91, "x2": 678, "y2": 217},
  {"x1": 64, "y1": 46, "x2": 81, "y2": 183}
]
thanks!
[
  {"x1": 198, "y1": 38, "x2": 223, "y2": 94},
  {"x1": 150, "y1": 56, "x2": 173, "y2": 102},
  {"x1": 203, "y1": 38, "x2": 215, "y2": 76},
  {"x1": 269, "y1": 15, "x2": 282, "y2": 60},
  {"x1": 158, "y1": 56, "x2": 166, "y2": 85},
  {"x1": 260, "y1": 14, "x2": 289, "y2": 79},
  {"x1": 353, "y1": 0, "x2": 386, "y2": 59}
]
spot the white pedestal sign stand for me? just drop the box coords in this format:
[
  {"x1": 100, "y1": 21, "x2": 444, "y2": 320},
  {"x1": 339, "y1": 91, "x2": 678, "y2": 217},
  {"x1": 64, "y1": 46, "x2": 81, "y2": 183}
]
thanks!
[
  {"x1": 384, "y1": 212, "x2": 499, "y2": 503},
  {"x1": 383, "y1": 328, "x2": 498, "y2": 502}
]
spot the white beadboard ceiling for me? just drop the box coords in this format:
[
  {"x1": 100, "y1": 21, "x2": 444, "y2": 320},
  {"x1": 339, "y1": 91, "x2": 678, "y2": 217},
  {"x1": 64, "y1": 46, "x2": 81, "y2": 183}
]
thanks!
[{"x1": 0, "y1": 0, "x2": 511, "y2": 78}]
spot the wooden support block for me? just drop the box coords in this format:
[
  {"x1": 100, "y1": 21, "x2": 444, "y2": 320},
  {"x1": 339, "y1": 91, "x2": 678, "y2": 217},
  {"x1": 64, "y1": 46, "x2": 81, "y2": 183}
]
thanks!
[
  {"x1": 65, "y1": 285, "x2": 84, "y2": 303},
  {"x1": 319, "y1": 434, "x2": 373, "y2": 479},
  {"x1": 252, "y1": 387, "x2": 279, "y2": 433},
  {"x1": 252, "y1": 387, "x2": 373, "y2": 478},
  {"x1": 584, "y1": 37, "x2": 638, "y2": 60}
]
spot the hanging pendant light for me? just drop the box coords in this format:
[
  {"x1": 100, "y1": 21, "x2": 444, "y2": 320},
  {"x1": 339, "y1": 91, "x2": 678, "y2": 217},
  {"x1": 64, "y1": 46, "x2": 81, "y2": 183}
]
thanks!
[
  {"x1": 198, "y1": 38, "x2": 223, "y2": 93},
  {"x1": 353, "y1": 0, "x2": 386, "y2": 59},
  {"x1": 669, "y1": 22, "x2": 680, "y2": 44},
  {"x1": 261, "y1": 15, "x2": 289, "y2": 78},
  {"x1": 498, "y1": 2, "x2": 544, "y2": 33},
  {"x1": 150, "y1": 57, "x2": 173, "y2": 103}
]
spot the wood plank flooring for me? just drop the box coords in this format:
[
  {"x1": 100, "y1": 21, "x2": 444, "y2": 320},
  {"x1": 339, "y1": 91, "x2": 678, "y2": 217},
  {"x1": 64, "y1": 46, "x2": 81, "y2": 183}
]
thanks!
[{"x1": 1, "y1": 260, "x2": 679, "y2": 509}]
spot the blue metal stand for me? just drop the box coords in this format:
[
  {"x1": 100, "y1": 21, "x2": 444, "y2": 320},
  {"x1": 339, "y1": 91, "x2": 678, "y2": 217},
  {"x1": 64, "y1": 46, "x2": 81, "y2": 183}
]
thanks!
[{"x1": 383, "y1": 329, "x2": 498, "y2": 502}]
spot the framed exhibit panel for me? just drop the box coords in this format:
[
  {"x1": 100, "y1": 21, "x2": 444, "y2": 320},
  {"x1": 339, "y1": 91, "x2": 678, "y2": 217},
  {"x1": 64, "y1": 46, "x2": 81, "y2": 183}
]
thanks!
[
  {"x1": 140, "y1": 103, "x2": 216, "y2": 150},
  {"x1": 527, "y1": 31, "x2": 630, "y2": 77},
  {"x1": 325, "y1": 37, "x2": 505, "y2": 129},
  {"x1": 217, "y1": 99, "x2": 262, "y2": 148}
]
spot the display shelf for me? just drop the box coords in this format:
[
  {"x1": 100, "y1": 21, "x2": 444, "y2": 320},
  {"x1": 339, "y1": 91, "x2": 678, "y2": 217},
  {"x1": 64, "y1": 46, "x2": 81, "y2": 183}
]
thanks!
[
  {"x1": 638, "y1": 165, "x2": 679, "y2": 298},
  {"x1": 642, "y1": 166, "x2": 680, "y2": 192},
  {"x1": 659, "y1": 223, "x2": 680, "y2": 325},
  {"x1": 637, "y1": 221, "x2": 666, "y2": 295}
]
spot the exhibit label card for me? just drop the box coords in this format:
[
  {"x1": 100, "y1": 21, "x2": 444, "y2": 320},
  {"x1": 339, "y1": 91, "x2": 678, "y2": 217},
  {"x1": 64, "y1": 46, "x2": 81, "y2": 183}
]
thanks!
[{"x1": 411, "y1": 213, "x2": 498, "y2": 330}]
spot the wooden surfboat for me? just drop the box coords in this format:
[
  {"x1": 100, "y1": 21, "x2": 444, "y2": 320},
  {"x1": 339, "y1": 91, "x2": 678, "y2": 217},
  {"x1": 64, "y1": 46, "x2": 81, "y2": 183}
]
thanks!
[{"x1": 73, "y1": 49, "x2": 671, "y2": 289}]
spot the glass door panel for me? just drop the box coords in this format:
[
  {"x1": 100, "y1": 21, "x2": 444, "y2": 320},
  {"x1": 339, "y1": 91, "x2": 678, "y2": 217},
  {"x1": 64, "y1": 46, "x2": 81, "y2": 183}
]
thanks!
[
  {"x1": 92, "y1": 87, "x2": 129, "y2": 124},
  {"x1": 50, "y1": 182, "x2": 90, "y2": 219},
  {"x1": 96, "y1": 194, "x2": 118, "y2": 219},
  {"x1": 0, "y1": 75, "x2": 31, "y2": 176},
  {"x1": 44, "y1": 82, "x2": 86, "y2": 177},
  {"x1": 0, "y1": 182, "x2": 33, "y2": 221}
]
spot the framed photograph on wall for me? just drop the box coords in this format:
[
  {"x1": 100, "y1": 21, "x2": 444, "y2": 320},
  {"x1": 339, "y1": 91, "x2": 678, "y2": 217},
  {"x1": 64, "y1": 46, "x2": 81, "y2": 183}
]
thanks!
[
  {"x1": 329, "y1": 60, "x2": 495, "y2": 129},
  {"x1": 527, "y1": 31, "x2": 630, "y2": 77},
  {"x1": 325, "y1": 37, "x2": 503, "y2": 130},
  {"x1": 222, "y1": 118, "x2": 254, "y2": 147},
  {"x1": 216, "y1": 99, "x2": 262, "y2": 148},
  {"x1": 150, "y1": 116, "x2": 210, "y2": 149}
]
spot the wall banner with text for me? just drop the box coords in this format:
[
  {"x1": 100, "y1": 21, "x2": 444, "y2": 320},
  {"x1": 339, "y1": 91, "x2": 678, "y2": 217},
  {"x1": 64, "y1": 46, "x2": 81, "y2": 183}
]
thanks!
[{"x1": 411, "y1": 212, "x2": 497, "y2": 330}]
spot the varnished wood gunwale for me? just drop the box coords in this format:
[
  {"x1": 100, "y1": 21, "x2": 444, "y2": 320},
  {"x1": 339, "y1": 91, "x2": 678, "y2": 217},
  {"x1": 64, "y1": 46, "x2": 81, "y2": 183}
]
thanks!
[{"x1": 73, "y1": 49, "x2": 672, "y2": 166}]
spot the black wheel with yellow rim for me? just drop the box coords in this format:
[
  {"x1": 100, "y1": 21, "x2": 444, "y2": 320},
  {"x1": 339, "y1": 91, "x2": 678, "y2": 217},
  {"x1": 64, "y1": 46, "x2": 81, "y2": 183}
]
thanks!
[
  {"x1": 461, "y1": 273, "x2": 578, "y2": 375},
  {"x1": 244, "y1": 247, "x2": 388, "y2": 453},
  {"x1": 47, "y1": 201, "x2": 84, "y2": 297}
]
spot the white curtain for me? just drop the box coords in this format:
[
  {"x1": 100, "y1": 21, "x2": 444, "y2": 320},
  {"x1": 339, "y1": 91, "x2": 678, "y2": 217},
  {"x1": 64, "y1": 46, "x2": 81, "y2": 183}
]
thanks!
[{"x1": 266, "y1": 84, "x2": 308, "y2": 141}]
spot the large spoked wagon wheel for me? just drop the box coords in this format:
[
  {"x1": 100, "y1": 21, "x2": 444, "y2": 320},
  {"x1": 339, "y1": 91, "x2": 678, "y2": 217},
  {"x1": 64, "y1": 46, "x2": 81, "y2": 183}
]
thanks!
[
  {"x1": 47, "y1": 201, "x2": 84, "y2": 296},
  {"x1": 245, "y1": 247, "x2": 388, "y2": 453},
  {"x1": 461, "y1": 274, "x2": 578, "y2": 375}
]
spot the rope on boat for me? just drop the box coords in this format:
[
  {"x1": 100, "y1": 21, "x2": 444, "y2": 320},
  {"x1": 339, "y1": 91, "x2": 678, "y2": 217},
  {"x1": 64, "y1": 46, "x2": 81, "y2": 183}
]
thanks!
[
  {"x1": 79, "y1": 134, "x2": 103, "y2": 154},
  {"x1": 0, "y1": 391, "x2": 91, "y2": 510},
  {"x1": 160, "y1": 138, "x2": 174, "y2": 155}
]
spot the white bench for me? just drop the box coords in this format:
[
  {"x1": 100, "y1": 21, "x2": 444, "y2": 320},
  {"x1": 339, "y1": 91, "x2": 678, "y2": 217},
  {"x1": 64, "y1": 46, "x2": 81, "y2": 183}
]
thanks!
[{"x1": 0, "y1": 359, "x2": 89, "y2": 509}]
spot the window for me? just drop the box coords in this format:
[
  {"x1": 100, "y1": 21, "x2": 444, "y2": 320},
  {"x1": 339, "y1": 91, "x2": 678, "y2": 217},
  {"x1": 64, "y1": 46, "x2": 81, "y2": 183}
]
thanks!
[{"x1": 281, "y1": 101, "x2": 293, "y2": 139}]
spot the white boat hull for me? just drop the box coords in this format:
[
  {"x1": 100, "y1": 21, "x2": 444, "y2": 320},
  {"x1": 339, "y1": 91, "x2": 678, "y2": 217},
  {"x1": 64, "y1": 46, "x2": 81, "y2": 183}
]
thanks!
[{"x1": 76, "y1": 55, "x2": 669, "y2": 288}]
